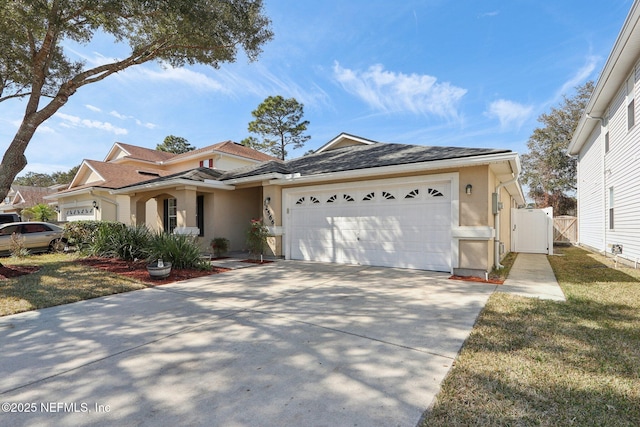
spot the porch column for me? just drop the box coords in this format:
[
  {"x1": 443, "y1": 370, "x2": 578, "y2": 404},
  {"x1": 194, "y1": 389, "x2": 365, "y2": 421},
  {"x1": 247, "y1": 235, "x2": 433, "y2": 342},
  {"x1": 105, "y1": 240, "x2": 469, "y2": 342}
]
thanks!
[
  {"x1": 175, "y1": 187, "x2": 198, "y2": 228},
  {"x1": 129, "y1": 197, "x2": 147, "y2": 226}
]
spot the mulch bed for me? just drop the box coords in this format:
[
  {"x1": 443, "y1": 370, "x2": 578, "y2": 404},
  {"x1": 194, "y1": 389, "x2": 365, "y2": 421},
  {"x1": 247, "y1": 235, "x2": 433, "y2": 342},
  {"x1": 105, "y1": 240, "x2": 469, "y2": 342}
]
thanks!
[
  {"x1": 449, "y1": 275, "x2": 504, "y2": 285},
  {"x1": 79, "y1": 257, "x2": 230, "y2": 285},
  {"x1": 0, "y1": 264, "x2": 41, "y2": 280}
]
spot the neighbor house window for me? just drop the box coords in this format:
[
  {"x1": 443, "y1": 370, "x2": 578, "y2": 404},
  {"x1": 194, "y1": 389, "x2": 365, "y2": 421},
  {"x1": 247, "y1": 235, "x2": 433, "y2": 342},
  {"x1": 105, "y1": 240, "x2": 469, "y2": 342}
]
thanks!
[
  {"x1": 164, "y1": 198, "x2": 177, "y2": 233},
  {"x1": 609, "y1": 187, "x2": 615, "y2": 230}
]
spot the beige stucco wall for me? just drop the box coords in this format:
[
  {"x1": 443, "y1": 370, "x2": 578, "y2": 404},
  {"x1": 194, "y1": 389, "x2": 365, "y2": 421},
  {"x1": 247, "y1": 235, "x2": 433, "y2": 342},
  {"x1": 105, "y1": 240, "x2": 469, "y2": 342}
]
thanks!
[
  {"x1": 457, "y1": 166, "x2": 494, "y2": 272},
  {"x1": 211, "y1": 187, "x2": 261, "y2": 253}
]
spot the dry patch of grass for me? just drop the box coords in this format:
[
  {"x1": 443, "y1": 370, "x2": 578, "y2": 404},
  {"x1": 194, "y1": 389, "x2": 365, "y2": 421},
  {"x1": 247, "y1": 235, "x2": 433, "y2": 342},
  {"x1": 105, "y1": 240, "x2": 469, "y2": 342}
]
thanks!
[
  {"x1": 0, "y1": 253, "x2": 147, "y2": 317},
  {"x1": 422, "y1": 246, "x2": 640, "y2": 426}
]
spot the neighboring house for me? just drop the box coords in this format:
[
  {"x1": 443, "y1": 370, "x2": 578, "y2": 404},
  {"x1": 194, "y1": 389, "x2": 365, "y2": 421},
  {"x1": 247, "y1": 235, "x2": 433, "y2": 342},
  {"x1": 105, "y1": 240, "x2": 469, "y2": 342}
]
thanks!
[
  {"x1": 50, "y1": 133, "x2": 524, "y2": 277},
  {"x1": 568, "y1": 0, "x2": 640, "y2": 263},
  {"x1": 0, "y1": 185, "x2": 57, "y2": 218}
]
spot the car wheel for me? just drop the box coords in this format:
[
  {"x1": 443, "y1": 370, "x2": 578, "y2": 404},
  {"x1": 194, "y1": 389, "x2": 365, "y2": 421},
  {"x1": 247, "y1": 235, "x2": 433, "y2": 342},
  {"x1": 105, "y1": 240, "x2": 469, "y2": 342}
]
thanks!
[{"x1": 49, "y1": 238, "x2": 67, "y2": 253}]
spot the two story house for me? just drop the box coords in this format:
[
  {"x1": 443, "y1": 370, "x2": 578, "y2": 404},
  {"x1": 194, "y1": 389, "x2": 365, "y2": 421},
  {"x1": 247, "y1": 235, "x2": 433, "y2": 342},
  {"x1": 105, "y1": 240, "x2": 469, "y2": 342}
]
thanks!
[{"x1": 569, "y1": 0, "x2": 640, "y2": 264}]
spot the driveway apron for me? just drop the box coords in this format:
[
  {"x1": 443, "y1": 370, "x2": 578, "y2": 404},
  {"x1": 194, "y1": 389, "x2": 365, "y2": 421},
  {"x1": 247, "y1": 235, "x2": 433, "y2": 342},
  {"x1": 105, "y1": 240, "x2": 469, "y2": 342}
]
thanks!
[{"x1": 0, "y1": 261, "x2": 495, "y2": 427}]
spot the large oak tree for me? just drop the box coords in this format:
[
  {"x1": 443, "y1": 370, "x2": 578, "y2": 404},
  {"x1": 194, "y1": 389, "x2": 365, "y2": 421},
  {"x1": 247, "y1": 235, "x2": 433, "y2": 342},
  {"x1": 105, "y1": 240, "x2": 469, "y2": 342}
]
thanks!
[
  {"x1": 521, "y1": 81, "x2": 594, "y2": 215},
  {"x1": 0, "y1": 0, "x2": 272, "y2": 200}
]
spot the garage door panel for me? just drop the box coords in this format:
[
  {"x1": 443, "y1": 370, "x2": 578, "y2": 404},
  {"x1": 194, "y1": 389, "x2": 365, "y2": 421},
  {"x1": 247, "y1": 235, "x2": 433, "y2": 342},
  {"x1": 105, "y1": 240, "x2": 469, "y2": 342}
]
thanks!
[{"x1": 288, "y1": 181, "x2": 452, "y2": 272}]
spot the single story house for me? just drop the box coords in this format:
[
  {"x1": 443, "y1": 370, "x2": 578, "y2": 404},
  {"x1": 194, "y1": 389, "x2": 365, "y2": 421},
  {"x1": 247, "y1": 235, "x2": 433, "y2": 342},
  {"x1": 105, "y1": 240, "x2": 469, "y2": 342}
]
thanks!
[
  {"x1": 49, "y1": 133, "x2": 525, "y2": 277},
  {"x1": 568, "y1": 0, "x2": 640, "y2": 264}
]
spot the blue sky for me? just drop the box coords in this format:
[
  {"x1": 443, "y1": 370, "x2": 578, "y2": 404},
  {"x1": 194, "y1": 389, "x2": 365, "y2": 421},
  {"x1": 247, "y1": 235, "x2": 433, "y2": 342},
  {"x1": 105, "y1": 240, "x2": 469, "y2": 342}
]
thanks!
[{"x1": 0, "y1": 0, "x2": 634, "y2": 175}]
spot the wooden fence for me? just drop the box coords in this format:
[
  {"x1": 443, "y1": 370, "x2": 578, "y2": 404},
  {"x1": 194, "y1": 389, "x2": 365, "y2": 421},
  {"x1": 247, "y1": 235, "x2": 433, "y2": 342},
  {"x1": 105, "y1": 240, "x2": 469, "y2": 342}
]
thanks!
[{"x1": 554, "y1": 216, "x2": 577, "y2": 244}]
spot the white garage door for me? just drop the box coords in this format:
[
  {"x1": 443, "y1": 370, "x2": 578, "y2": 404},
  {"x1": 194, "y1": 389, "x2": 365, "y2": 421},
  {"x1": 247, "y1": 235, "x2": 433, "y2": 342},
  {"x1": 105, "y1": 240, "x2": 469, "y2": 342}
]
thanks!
[{"x1": 287, "y1": 180, "x2": 452, "y2": 271}]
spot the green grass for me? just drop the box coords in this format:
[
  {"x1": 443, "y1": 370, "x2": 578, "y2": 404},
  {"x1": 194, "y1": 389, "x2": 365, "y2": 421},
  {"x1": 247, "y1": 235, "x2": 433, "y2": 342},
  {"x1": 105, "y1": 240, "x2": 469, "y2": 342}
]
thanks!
[
  {"x1": 0, "y1": 253, "x2": 148, "y2": 317},
  {"x1": 490, "y1": 251, "x2": 518, "y2": 281},
  {"x1": 422, "y1": 246, "x2": 640, "y2": 426}
]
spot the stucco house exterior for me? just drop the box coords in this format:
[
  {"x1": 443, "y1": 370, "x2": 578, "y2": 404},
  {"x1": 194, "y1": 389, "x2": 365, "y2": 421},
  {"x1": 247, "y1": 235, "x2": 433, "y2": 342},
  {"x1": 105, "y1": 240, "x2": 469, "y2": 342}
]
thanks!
[
  {"x1": 568, "y1": 0, "x2": 640, "y2": 264},
  {"x1": 50, "y1": 133, "x2": 524, "y2": 277}
]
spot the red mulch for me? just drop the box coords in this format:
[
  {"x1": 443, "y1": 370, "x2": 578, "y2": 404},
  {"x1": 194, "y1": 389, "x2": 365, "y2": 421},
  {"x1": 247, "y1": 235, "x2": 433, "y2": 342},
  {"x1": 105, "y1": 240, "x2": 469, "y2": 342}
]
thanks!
[
  {"x1": 449, "y1": 275, "x2": 504, "y2": 285},
  {"x1": 78, "y1": 257, "x2": 230, "y2": 285},
  {"x1": 0, "y1": 264, "x2": 41, "y2": 279}
]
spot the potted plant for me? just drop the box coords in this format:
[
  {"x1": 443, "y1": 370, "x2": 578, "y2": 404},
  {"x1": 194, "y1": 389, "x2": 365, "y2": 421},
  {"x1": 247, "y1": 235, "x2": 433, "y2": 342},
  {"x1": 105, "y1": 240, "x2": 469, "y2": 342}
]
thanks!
[
  {"x1": 210, "y1": 237, "x2": 230, "y2": 258},
  {"x1": 147, "y1": 258, "x2": 172, "y2": 279}
]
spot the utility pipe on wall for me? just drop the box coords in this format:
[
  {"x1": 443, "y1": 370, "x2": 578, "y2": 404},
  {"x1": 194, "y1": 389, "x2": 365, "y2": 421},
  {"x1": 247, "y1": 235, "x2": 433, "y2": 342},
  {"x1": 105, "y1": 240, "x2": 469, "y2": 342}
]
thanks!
[{"x1": 494, "y1": 174, "x2": 520, "y2": 269}]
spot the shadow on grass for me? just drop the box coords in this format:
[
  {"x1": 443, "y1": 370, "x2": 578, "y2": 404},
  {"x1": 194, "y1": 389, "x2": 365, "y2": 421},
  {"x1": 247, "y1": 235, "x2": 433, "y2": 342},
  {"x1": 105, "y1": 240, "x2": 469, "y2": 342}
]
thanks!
[
  {"x1": 422, "y1": 247, "x2": 640, "y2": 426},
  {"x1": 0, "y1": 255, "x2": 147, "y2": 315}
]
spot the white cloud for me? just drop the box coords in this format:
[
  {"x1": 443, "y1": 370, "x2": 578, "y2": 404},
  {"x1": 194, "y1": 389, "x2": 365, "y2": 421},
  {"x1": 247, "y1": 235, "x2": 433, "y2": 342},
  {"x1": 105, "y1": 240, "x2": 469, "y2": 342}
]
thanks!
[
  {"x1": 133, "y1": 63, "x2": 227, "y2": 93},
  {"x1": 109, "y1": 110, "x2": 130, "y2": 120},
  {"x1": 554, "y1": 55, "x2": 599, "y2": 101},
  {"x1": 136, "y1": 119, "x2": 157, "y2": 130},
  {"x1": 332, "y1": 62, "x2": 467, "y2": 119},
  {"x1": 85, "y1": 104, "x2": 102, "y2": 112},
  {"x1": 57, "y1": 112, "x2": 128, "y2": 135},
  {"x1": 111, "y1": 110, "x2": 157, "y2": 129},
  {"x1": 479, "y1": 11, "x2": 500, "y2": 18},
  {"x1": 486, "y1": 99, "x2": 534, "y2": 130}
]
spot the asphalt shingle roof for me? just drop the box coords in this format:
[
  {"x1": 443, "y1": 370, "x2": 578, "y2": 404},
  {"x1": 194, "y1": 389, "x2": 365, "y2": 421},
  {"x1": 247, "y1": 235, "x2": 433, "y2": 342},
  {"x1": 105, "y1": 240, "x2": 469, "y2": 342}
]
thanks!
[{"x1": 222, "y1": 142, "x2": 511, "y2": 180}]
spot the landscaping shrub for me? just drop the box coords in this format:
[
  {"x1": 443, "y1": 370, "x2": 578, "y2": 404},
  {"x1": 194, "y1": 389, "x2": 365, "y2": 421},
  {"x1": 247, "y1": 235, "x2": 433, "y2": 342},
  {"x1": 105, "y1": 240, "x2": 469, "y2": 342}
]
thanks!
[
  {"x1": 63, "y1": 220, "x2": 103, "y2": 252},
  {"x1": 149, "y1": 232, "x2": 210, "y2": 270},
  {"x1": 9, "y1": 233, "x2": 30, "y2": 258},
  {"x1": 246, "y1": 218, "x2": 269, "y2": 259},
  {"x1": 90, "y1": 223, "x2": 151, "y2": 261},
  {"x1": 210, "y1": 237, "x2": 230, "y2": 257}
]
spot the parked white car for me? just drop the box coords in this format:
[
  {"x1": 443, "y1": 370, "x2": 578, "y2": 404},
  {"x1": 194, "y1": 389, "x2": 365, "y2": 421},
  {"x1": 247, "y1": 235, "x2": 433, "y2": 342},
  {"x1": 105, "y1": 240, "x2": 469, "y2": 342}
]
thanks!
[{"x1": 0, "y1": 222, "x2": 66, "y2": 256}]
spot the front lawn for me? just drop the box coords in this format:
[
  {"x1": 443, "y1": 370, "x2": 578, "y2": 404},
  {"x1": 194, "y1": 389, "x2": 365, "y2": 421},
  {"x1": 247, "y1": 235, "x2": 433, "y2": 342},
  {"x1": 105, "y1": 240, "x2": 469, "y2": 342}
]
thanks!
[
  {"x1": 0, "y1": 253, "x2": 148, "y2": 317},
  {"x1": 422, "y1": 246, "x2": 640, "y2": 426}
]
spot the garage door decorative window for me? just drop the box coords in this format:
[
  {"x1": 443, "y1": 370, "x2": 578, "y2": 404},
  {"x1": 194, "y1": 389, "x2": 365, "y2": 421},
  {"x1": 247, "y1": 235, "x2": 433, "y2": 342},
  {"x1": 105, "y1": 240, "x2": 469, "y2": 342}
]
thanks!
[
  {"x1": 405, "y1": 189, "x2": 419, "y2": 199},
  {"x1": 343, "y1": 194, "x2": 355, "y2": 202},
  {"x1": 363, "y1": 192, "x2": 375, "y2": 201},
  {"x1": 428, "y1": 188, "x2": 444, "y2": 197},
  {"x1": 382, "y1": 191, "x2": 395, "y2": 200},
  {"x1": 327, "y1": 194, "x2": 337, "y2": 203}
]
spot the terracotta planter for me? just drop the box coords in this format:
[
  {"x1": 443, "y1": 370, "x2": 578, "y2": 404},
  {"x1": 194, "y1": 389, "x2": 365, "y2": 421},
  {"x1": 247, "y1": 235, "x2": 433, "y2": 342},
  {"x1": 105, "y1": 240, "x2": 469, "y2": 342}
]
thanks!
[{"x1": 147, "y1": 261, "x2": 172, "y2": 279}]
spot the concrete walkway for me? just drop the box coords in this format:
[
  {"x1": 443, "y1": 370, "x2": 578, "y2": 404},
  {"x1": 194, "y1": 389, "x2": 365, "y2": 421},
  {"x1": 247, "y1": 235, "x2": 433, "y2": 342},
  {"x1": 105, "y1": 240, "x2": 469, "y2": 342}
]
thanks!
[{"x1": 496, "y1": 253, "x2": 566, "y2": 301}]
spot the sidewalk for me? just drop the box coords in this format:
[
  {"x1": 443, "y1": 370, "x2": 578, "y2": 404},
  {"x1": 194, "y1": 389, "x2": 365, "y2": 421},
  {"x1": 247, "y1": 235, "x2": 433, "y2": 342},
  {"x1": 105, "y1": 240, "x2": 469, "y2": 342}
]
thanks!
[
  {"x1": 208, "y1": 251, "x2": 280, "y2": 270},
  {"x1": 496, "y1": 253, "x2": 566, "y2": 301}
]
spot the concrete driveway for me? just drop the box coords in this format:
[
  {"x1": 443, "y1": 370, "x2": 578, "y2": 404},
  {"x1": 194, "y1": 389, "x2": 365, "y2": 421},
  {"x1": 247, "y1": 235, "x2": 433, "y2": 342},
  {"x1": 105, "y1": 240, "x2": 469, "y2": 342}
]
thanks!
[{"x1": 0, "y1": 261, "x2": 495, "y2": 427}]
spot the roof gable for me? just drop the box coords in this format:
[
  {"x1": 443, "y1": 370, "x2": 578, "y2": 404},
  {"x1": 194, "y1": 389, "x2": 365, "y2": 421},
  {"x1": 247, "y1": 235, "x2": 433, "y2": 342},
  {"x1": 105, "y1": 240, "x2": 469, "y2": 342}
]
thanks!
[
  {"x1": 67, "y1": 160, "x2": 171, "y2": 191},
  {"x1": 104, "y1": 142, "x2": 176, "y2": 163},
  {"x1": 314, "y1": 132, "x2": 377, "y2": 153},
  {"x1": 166, "y1": 140, "x2": 280, "y2": 164}
]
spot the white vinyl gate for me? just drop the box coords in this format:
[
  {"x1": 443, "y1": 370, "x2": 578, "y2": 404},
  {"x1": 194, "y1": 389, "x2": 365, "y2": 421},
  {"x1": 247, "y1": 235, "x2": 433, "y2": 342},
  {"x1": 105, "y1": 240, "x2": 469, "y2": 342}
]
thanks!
[
  {"x1": 511, "y1": 207, "x2": 553, "y2": 255},
  {"x1": 285, "y1": 180, "x2": 452, "y2": 271}
]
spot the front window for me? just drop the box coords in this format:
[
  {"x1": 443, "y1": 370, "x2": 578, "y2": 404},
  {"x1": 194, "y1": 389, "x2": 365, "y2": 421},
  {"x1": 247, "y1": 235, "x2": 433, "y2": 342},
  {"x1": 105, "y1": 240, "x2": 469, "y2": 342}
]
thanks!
[{"x1": 164, "y1": 198, "x2": 177, "y2": 233}]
